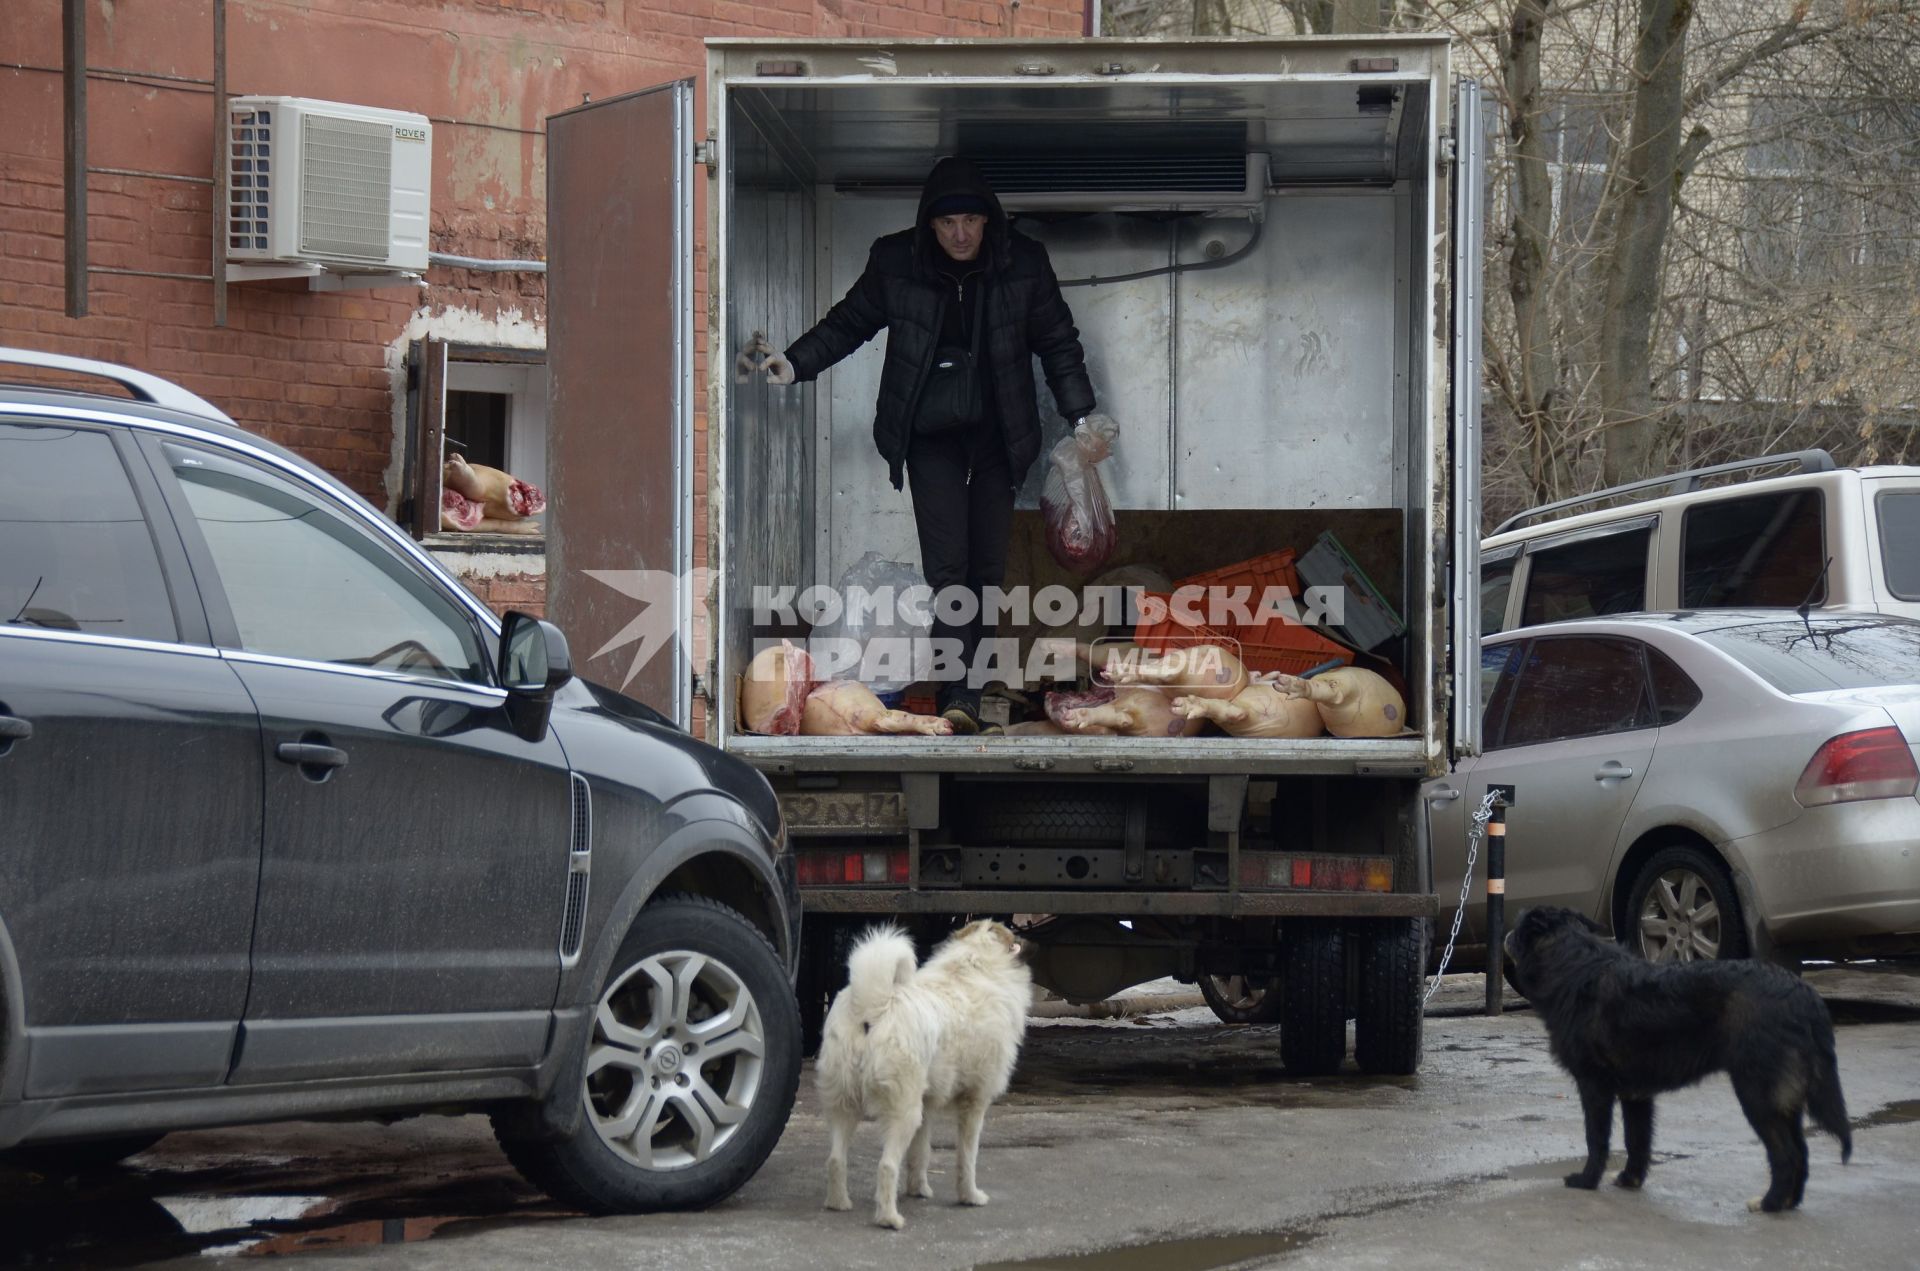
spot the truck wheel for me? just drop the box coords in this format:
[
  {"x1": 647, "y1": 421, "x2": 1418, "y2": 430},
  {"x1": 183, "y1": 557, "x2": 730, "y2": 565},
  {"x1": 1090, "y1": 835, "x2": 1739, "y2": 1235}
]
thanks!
[
  {"x1": 494, "y1": 895, "x2": 801, "y2": 1213},
  {"x1": 1198, "y1": 974, "x2": 1284, "y2": 1025},
  {"x1": 1280, "y1": 921, "x2": 1347, "y2": 1076},
  {"x1": 1354, "y1": 918, "x2": 1427, "y2": 1075}
]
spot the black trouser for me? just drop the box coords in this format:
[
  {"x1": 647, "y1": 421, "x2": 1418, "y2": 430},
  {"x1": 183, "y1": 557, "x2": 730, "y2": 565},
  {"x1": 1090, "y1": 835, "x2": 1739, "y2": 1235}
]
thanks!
[{"x1": 906, "y1": 430, "x2": 1014, "y2": 713}]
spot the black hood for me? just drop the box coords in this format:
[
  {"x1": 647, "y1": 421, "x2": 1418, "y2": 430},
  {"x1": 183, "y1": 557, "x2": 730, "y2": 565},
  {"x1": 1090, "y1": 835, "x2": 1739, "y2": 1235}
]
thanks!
[{"x1": 914, "y1": 156, "x2": 1009, "y2": 275}]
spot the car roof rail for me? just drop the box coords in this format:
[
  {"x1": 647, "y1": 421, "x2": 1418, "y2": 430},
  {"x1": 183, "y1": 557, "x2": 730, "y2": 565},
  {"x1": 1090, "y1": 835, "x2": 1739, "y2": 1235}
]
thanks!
[
  {"x1": 0, "y1": 346, "x2": 235, "y2": 424},
  {"x1": 1490, "y1": 448, "x2": 1837, "y2": 537}
]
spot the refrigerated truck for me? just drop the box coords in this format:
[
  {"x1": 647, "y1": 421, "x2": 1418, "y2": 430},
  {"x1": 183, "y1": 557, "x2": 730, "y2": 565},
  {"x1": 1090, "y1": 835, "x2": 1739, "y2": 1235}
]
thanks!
[{"x1": 544, "y1": 35, "x2": 1488, "y2": 1075}]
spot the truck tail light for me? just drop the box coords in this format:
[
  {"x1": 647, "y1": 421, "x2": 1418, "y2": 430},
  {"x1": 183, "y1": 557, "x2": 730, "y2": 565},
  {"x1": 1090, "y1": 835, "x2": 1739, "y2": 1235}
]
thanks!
[
  {"x1": 1796, "y1": 726, "x2": 1920, "y2": 806},
  {"x1": 796, "y1": 849, "x2": 910, "y2": 886},
  {"x1": 1238, "y1": 852, "x2": 1394, "y2": 892}
]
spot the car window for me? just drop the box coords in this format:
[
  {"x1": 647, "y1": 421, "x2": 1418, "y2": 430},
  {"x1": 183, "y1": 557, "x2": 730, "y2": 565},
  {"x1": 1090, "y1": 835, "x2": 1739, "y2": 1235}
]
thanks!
[
  {"x1": 0, "y1": 422, "x2": 177, "y2": 642},
  {"x1": 1646, "y1": 646, "x2": 1702, "y2": 724},
  {"x1": 1878, "y1": 491, "x2": 1920, "y2": 602},
  {"x1": 1480, "y1": 553, "x2": 1517, "y2": 635},
  {"x1": 1480, "y1": 642, "x2": 1522, "y2": 747},
  {"x1": 1496, "y1": 636, "x2": 1656, "y2": 748},
  {"x1": 1695, "y1": 618, "x2": 1920, "y2": 694},
  {"x1": 1521, "y1": 525, "x2": 1651, "y2": 626},
  {"x1": 1681, "y1": 490, "x2": 1826, "y2": 608},
  {"x1": 163, "y1": 443, "x2": 489, "y2": 685}
]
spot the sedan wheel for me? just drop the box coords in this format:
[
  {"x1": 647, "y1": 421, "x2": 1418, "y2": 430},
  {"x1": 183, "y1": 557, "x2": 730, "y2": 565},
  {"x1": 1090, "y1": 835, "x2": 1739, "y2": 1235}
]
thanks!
[
  {"x1": 1625, "y1": 847, "x2": 1749, "y2": 963},
  {"x1": 587, "y1": 949, "x2": 767, "y2": 1171}
]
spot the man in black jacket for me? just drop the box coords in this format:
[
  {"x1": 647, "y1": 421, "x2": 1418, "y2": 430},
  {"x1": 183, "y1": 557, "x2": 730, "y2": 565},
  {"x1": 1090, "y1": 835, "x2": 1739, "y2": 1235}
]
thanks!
[{"x1": 764, "y1": 157, "x2": 1098, "y2": 733}]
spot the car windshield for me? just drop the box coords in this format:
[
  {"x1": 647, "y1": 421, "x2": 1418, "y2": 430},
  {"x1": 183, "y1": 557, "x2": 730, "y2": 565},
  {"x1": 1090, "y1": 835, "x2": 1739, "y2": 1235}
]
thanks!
[{"x1": 1695, "y1": 618, "x2": 1920, "y2": 693}]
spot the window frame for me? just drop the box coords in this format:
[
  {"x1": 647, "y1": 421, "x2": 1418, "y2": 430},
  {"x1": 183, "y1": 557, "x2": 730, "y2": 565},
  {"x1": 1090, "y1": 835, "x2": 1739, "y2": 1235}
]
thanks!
[
  {"x1": 1677, "y1": 488, "x2": 1828, "y2": 610},
  {"x1": 138, "y1": 430, "x2": 501, "y2": 691},
  {"x1": 1644, "y1": 642, "x2": 1704, "y2": 726},
  {"x1": 1519, "y1": 515, "x2": 1656, "y2": 628},
  {"x1": 403, "y1": 340, "x2": 549, "y2": 541},
  {"x1": 1875, "y1": 488, "x2": 1920, "y2": 603},
  {"x1": 0, "y1": 411, "x2": 211, "y2": 652},
  {"x1": 1487, "y1": 633, "x2": 1658, "y2": 752},
  {"x1": 1540, "y1": 90, "x2": 1622, "y2": 266},
  {"x1": 1480, "y1": 544, "x2": 1521, "y2": 636},
  {"x1": 1479, "y1": 640, "x2": 1524, "y2": 750}
]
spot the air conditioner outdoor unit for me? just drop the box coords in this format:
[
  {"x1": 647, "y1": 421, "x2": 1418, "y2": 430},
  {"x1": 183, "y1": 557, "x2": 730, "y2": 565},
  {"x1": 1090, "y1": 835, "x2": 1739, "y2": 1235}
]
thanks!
[{"x1": 226, "y1": 96, "x2": 431, "y2": 272}]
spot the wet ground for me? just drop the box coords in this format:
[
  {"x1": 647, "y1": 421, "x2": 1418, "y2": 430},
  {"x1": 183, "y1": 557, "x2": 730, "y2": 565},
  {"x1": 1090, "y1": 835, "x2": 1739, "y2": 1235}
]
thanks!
[{"x1": 6, "y1": 966, "x2": 1920, "y2": 1270}]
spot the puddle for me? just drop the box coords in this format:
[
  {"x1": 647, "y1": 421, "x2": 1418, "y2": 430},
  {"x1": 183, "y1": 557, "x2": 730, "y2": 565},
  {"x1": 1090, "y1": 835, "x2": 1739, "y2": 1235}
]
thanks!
[
  {"x1": 1853, "y1": 1098, "x2": 1920, "y2": 1131},
  {"x1": 0, "y1": 1161, "x2": 576, "y2": 1266},
  {"x1": 975, "y1": 1228, "x2": 1319, "y2": 1271}
]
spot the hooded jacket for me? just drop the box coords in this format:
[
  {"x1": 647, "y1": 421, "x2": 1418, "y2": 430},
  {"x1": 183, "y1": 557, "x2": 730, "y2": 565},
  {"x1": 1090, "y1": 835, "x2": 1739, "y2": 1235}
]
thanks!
[{"x1": 783, "y1": 157, "x2": 1096, "y2": 490}]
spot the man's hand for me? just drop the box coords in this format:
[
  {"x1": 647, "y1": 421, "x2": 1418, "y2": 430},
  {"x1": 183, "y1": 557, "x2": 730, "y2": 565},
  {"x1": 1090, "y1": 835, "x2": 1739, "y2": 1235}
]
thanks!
[{"x1": 733, "y1": 330, "x2": 795, "y2": 384}]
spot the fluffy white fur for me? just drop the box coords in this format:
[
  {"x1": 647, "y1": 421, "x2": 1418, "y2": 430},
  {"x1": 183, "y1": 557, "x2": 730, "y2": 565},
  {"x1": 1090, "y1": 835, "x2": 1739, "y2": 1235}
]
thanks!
[{"x1": 815, "y1": 920, "x2": 1032, "y2": 1230}]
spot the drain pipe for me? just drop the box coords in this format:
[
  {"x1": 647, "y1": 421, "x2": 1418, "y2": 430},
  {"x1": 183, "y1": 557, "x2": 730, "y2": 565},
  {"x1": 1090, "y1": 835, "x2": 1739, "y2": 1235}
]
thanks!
[{"x1": 428, "y1": 251, "x2": 547, "y2": 273}]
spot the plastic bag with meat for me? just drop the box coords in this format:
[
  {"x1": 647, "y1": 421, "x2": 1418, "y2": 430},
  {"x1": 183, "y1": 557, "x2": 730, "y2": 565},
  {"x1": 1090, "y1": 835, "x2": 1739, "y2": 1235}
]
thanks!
[{"x1": 1041, "y1": 414, "x2": 1120, "y2": 575}]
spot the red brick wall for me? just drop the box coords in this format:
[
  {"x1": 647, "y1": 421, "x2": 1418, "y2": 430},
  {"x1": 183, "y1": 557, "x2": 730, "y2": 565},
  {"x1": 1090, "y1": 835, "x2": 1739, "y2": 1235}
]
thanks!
[{"x1": 457, "y1": 572, "x2": 548, "y2": 621}]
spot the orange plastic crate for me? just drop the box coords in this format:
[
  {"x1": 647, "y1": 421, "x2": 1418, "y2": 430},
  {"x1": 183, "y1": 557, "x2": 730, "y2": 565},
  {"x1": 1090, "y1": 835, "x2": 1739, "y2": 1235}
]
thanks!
[
  {"x1": 1175, "y1": 548, "x2": 1301, "y2": 601},
  {"x1": 1132, "y1": 592, "x2": 1354, "y2": 677}
]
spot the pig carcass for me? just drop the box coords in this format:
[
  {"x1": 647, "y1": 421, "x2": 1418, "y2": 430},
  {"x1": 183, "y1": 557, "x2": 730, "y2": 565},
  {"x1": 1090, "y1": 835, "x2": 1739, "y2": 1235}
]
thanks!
[
  {"x1": 1172, "y1": 682, "x2": 1324, "y2": 738},
  {"x1": 440, "y1": 488, "x2": 484, "y2": 532},
  {"x1": 443, "y1": 453, "x2": 547, "y2": 521},
  {"x1": 801, "y1": 680, "x2": 953, "y2": 736},
  {"x1": 740, "y1": 640, "x2": 817, "y2": 736},
  {"x1": 1270, "y1": 667, "x2": 1406, "y2": 738},
  {"x1": 1045, "y1": 685, "x2": 1204, "y2": 738}
]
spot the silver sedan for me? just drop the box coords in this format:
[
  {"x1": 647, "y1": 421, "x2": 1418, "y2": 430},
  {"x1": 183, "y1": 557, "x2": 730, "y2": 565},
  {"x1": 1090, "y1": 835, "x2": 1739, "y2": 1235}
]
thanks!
[{"x1": 1427, "y1": 611, "x2": 1920, "y2": 965}]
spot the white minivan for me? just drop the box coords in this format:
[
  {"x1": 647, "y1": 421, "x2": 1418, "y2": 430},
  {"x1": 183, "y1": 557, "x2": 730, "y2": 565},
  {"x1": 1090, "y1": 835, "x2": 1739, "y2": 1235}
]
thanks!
[{"x1": 1480, "y1": 450, "x2": 1920, "y2": 635}]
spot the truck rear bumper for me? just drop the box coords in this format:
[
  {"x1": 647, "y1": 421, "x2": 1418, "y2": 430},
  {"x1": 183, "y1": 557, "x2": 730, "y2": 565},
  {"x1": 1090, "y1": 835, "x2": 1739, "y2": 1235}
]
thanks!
[{"x1": 799, "y1": 888, "x2": 1438, "y2": 918}]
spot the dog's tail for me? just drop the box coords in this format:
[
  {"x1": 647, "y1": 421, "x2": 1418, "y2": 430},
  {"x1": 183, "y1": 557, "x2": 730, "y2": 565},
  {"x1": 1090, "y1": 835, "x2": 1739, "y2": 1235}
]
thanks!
[
  {"x1": 1808, "y1": 1004, "x2": 1853, "y2": 1163},
  {"x1": 843, "y1": 926, "x2": 917, "y2": 1023}
]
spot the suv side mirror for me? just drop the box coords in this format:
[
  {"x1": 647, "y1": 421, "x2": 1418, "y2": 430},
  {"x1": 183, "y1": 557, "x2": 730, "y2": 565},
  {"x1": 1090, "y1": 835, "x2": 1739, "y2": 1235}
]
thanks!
[{"x1": 499, "y1": 610, "x2": 573, "y2": 740}]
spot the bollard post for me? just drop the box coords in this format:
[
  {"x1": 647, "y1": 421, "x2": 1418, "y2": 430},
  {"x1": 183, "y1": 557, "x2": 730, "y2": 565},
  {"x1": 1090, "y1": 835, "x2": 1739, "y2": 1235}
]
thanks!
[{"x1": 1484, "y1": 794, "x2": 1508, "y2": 1016}]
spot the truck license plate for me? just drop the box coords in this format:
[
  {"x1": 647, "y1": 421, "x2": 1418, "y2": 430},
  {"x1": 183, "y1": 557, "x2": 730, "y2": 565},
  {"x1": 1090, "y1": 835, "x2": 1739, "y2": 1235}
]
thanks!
[{"x1": 780, "y1": 790, "x2": 908, "y2": 835}]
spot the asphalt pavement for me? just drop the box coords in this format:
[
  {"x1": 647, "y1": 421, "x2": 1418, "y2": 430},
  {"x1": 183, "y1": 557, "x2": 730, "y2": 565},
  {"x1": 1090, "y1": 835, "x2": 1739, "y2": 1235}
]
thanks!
[{"x1": 8, "y1": 966, "x2": 1918, "y2": 1270}]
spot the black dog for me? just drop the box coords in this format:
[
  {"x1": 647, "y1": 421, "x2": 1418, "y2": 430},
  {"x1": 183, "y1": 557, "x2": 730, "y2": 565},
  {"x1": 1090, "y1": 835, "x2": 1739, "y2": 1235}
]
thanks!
[{"x1": 1504, "y1": 906, "x2": 1851, "y2": 1212}]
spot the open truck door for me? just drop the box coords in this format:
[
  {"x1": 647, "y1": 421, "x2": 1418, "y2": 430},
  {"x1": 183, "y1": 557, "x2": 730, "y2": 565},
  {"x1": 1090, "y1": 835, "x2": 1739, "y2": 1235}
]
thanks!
[
  {"x1": 1449, "y1": 78, "x2": 1487, "y2": 760},
  {"x1": 546, "y1": 81, "x2": 697, "y2": 728}
]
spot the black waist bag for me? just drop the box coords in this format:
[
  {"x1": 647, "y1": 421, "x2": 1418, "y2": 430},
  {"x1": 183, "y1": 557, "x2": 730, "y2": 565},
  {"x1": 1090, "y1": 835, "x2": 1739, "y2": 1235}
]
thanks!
[{"x1": 913, "y1": 289, "x2": 985, "y2": 438}]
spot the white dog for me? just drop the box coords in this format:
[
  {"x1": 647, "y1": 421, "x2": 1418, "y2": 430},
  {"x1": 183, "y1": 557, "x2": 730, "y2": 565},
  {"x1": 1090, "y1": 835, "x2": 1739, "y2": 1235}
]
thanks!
[{"x1": 815, "y1": 920, "x2": 1031, "y2": 1230}]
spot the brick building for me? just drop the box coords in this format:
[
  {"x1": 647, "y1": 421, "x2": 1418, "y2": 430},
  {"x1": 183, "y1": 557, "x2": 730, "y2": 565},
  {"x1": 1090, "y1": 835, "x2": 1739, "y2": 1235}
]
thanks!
[{"x1": 0, "y1": 0, "x2": 1089, "y2": 643}]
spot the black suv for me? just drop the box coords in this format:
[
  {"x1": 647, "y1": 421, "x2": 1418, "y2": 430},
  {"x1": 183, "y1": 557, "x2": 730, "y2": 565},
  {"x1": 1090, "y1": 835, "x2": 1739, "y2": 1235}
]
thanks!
[{"x1": 0, "y1": 349, "x2": 801, "y2": 1213}]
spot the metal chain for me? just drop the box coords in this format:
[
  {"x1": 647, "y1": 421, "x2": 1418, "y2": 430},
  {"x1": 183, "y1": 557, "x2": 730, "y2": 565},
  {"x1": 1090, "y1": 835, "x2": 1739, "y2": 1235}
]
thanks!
[{"x1": 1425, "y1": 789, "x2": 1502, "y2": 1005}]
